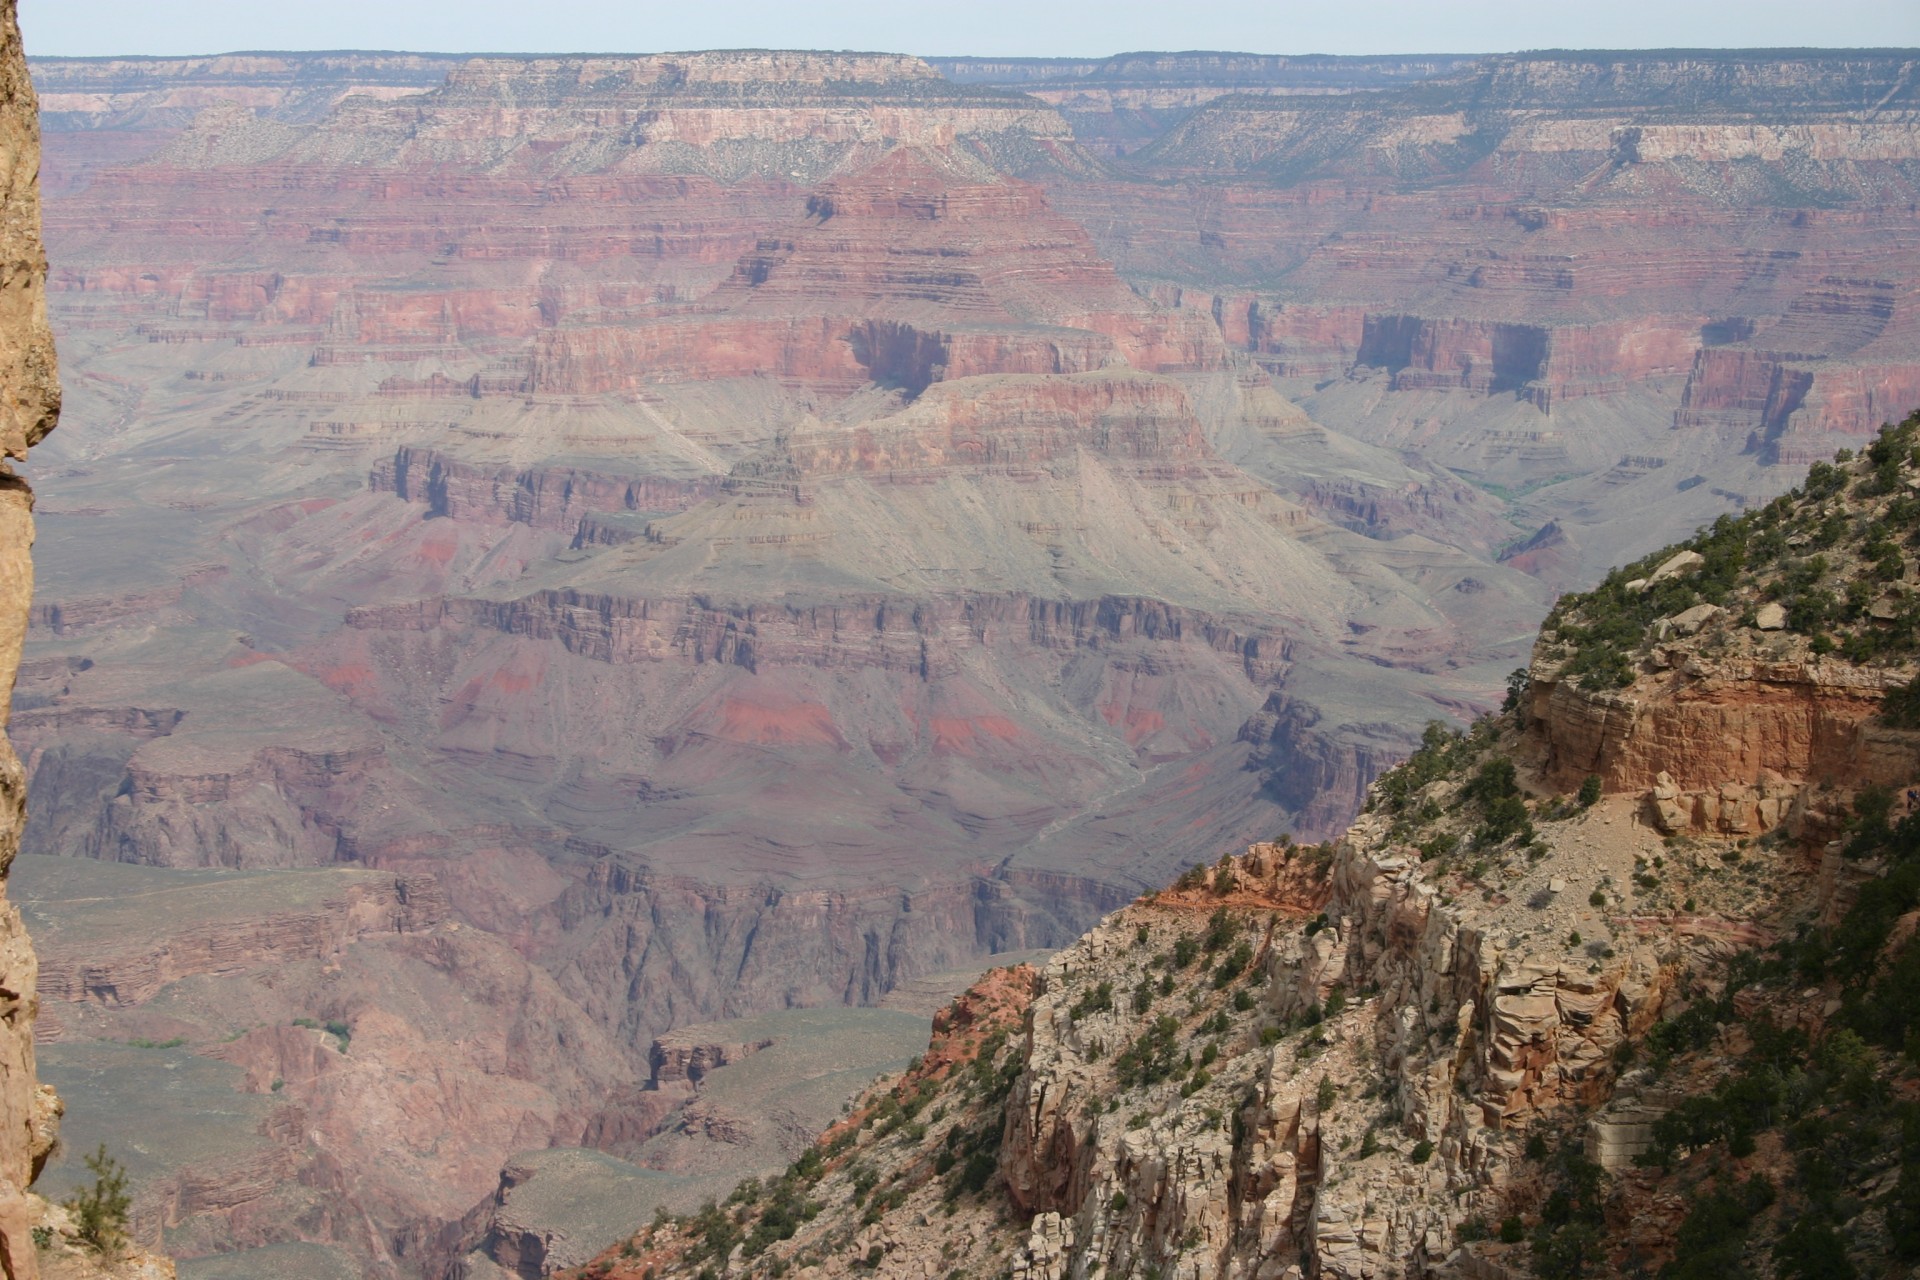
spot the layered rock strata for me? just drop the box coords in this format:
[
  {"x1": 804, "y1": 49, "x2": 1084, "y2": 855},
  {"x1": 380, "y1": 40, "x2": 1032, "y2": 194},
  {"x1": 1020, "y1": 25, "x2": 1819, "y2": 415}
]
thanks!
[
  {"x1": 20, "y1": 44, "x2": 1920, "y2": 1276},
  {"x1": 575, "y1": 423, "x2": 1920, "y2": 1280}
]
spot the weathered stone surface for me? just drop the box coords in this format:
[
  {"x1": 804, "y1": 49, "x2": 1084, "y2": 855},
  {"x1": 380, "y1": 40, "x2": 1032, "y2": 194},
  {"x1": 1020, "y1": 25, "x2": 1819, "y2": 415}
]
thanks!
[
  {"x1": 1531, "y1": 648, "x2": 1909, "y2": 807},
  {"x1": 0, "y1": 5, "x2": 53, "y2": 1273},
  {"x1": 1646, "y1": 549, "x2": 1704, "y2": 585}
]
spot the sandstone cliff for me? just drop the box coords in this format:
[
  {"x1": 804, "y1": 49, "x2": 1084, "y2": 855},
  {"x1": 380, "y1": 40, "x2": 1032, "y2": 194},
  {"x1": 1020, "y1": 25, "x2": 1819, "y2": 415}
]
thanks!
[
  {"x1": 571, "y1": 416, "x2": 1920, "y2": 1280},
  {"x1": 0, "y1": 0, "x2": 60, "y2": 1269}
]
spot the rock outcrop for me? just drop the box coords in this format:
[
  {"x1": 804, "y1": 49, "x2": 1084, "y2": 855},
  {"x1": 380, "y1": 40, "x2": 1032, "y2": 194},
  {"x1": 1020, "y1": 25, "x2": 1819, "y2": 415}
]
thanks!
[
  {"x1": 1527, "y1": 413, "x2": 1920, "y2": 836},
  {"x1": 574, "y1": 418, "x2": 1920, "y2": 1280},
  {"x1": 0, "y1": 3, "x2": 59, "y2": 1272}
]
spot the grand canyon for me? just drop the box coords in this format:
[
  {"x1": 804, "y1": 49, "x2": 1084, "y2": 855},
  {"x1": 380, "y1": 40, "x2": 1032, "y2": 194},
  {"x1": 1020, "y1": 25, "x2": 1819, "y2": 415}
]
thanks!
[{"x1": 3, "y1": 30, "x2": 1920, "y2": 1279}]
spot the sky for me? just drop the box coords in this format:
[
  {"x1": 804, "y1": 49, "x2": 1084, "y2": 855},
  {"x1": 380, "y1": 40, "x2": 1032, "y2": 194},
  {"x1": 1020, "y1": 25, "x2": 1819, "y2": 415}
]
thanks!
[{"x1": 19, "y1": 0, "x2": 1920, "y2": 59}]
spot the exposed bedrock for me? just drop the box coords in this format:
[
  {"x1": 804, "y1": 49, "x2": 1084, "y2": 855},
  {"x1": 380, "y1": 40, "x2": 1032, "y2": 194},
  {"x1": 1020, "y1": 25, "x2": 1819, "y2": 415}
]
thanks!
[
  {"x1": 20, "y1": 580, "x2": 1323, "y2": 1073},
  {"x1": 1521, "y1": 489, "x2": 1920, "y2": 835},
  {"x1": 984, "y1": 823, "x2": 1689, "y2": 1280},
  {"x1": 0, "y1": 2, "x2": 64, "y2": 1272},
  {"x1": 77, "y1": 741, "x2": 384, "y2": 869},
  {"x1": 527, "y1": 315, "x2": 1121, "y2": 398},
  {"x1": 1238, "y1": 692, "x2": 1411, "y2": 836},
  {"x1": 16, "y1": 45, "x2": 1920, "y2": 1279},
  {"x1": 524, "y1": 152, "x2": 1228, "y2": 399},
  {"x1": 341, "y1": 589, "x2": 1291, "y2": 682},
  {"x1": 1678, "y1": 344, "x2": 1920, "y2": 462},
  {"x1": 529, "y1": 861, "x2": 1124, "y2": 1053},
  {"x1": 370, "y1": 446, "x2": 726, "y2": 533},
  {"x1": 21, "y1": 852, "x2": 645, "y2": 1272},
  {"x1": 1238, "y1": 307, "x2": 1701, "y2": 404},
  {"x1": 785, "y1": 371, "x2": 1215, "y2": 473},
  {"x1": 1520, "y1": 652, "x2": 1912, "y2": 802},
  {"x1": 1293, "y1": 474, "x2": 1511, "y2": 551},
  {"x1": 35, "y1": 871, "x2": 445, "y2": 1007}
]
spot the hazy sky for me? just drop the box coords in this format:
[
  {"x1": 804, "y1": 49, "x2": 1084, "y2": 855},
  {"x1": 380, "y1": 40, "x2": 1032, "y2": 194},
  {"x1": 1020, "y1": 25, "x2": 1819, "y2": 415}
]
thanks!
[{"x1": 20, "y1": 0, "x2": 1920, "y2": 59}]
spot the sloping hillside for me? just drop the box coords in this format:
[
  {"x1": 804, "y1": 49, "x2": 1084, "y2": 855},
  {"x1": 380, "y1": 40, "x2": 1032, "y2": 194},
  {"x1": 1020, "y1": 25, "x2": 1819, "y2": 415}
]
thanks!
[{"x1": 564, "y1": 411, "x2": 1920, "y2": 1280}]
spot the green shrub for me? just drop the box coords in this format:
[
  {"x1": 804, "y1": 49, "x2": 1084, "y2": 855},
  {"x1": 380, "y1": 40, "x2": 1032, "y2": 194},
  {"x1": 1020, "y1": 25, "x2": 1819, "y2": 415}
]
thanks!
[
  {"x1": 1069, "y1": 981, "x2": 1114, "y2": 1020},
  {"x1": 1211, "y1": 941, "x2": 1254, "y2": 989},
  {"x1": 1114, "y1": 1016, "x2": 1182, "y2": 1089},
  {"x1": 1883, "y1": 674, "x2": 1920, "y2": 729},
  {"x1": 1502, "y1": 668, "x2": 1530, "y2": 715},
  {"x1": 66, "y1": 1145, "x2": 131, "y2": 1254},
  {"x1": 1773, "y1": 1219, "x2": 1855, "y2": 1280},
  {"x1": 1805, "y1": 460, "x2": 1845, "y2": 499},
  {"x1": 1372, "y1": 721, "x2": 1465, "y2": 814},
  {"x1": 1202, "y1": 908, "x2": 1236, "y2": 952},
  {"x1": 1463, "y1": 757, "x2": 1518, "y2": 807},
  {"x1": 1577, "y1": 775, "x2": 1602, "y2": 808}
]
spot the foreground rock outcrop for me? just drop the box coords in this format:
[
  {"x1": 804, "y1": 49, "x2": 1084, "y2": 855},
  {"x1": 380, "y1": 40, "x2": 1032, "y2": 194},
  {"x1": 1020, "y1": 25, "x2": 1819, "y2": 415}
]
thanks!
[
  {"x1": 0, "y1": 1, "x2": 59, "y2": 1270},
  {"x1": 575, "y1": 415, "x2": 1920, "y2": 1280}
]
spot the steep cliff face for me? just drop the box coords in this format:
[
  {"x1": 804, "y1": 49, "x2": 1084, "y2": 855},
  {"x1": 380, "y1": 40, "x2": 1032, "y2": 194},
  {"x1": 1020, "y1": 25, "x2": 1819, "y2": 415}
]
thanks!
[
  {"x1": 0, "y1": 1, "x2": 58, "y2": 1270},
  {"x1": 574, "y1": 418, "x2": 1920, "y2": 1280},
  {"x1": 135, "y1": 52, "x2": 1081, "y2": 185}
]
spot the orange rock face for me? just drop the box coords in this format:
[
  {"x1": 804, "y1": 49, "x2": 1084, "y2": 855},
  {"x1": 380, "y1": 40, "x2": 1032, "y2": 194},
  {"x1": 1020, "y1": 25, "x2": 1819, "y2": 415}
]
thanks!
[
  {"x1": 0, "y1": 4, "x2": 61, "y2": 1274},
  {"x1": 1528, "y1": 653, "x2": 1920, "y2": 844}
]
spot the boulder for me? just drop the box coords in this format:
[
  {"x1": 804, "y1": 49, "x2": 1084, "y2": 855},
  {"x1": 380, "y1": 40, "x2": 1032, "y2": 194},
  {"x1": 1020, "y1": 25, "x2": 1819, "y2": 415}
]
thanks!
[
  {"x1": 1669, "y1": 603, "x2": 1721, "y2": 636},
  {"x1": 1647, "y1": 549, "x2": 1705, "y2": 584}
]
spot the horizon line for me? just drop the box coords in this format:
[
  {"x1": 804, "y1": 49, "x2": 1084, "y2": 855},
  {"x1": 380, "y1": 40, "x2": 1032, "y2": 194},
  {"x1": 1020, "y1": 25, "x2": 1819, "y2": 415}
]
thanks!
[{"x1": 27, "y1": 44, "x2": 1920, "y2": 63}]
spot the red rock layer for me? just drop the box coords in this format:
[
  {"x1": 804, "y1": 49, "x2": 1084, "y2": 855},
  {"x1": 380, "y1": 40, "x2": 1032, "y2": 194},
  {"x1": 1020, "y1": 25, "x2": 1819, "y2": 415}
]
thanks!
[{"x1": 1528, "y1": 657, "x2": 1911, "y2": 797}]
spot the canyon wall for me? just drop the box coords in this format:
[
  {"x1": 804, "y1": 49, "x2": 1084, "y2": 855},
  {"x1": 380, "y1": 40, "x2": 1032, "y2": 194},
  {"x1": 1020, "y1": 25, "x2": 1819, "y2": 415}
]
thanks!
[
  {"x1": 579, "y1": 424, "x2": 1920, "y2": 1280},
  {"x1": 0, "y1": 1, "x2": 57, "y2": 1272},
  {"x1": 14, "y1": 42, "x2": 1920, "y2": 1276}
]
